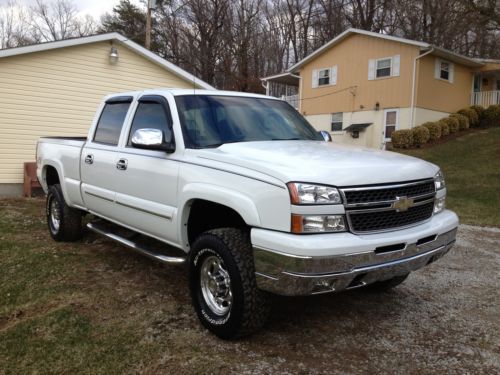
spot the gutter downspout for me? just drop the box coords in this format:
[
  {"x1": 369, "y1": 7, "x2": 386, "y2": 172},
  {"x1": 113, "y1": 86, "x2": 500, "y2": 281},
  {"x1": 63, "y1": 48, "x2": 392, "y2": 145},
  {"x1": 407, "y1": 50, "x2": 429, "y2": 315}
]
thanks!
[{"x1": 410, "y1": 47, "x2": 434, "y2": 128}]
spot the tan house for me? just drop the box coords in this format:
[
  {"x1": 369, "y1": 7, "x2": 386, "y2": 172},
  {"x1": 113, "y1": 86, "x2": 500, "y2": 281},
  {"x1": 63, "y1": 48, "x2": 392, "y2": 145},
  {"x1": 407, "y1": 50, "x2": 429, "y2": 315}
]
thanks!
[
  {"x1": 0, "y1": 33, "x2": 213, "y2": 196},
  {"x1": 262, "y1": 28, "x2": 500, "y2": 149}
]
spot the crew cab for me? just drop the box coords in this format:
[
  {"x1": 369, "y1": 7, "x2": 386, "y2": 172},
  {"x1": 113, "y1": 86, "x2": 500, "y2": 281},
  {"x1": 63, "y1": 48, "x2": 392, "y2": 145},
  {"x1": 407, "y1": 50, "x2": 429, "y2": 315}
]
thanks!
[{"x1": 36, "y1": 89, "x2": 458, "y2": 339}]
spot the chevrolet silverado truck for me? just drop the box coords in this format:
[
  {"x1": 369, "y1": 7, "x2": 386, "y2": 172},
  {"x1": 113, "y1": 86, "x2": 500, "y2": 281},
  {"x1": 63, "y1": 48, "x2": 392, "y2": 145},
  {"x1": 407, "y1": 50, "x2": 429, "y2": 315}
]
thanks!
[{"x1": 37, "y1": 89, "x2": 458, "y2": 339}]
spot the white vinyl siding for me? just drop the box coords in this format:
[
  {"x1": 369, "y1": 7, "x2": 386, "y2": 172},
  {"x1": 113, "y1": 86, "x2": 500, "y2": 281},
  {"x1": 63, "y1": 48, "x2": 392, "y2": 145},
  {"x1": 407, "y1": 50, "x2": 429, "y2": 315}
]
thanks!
[
  {"x1": 0, "y1": 41, "x2": 195, "y2": 184},
  {"x1": 312, "y1": 66, "x2": 337, "y2": 88},
  {"x1": 368, "y1": 55, "x2": 400, "y2": 80},
  {"x1": 435, "y1": 58, "x2": 454, "y2": 83}
]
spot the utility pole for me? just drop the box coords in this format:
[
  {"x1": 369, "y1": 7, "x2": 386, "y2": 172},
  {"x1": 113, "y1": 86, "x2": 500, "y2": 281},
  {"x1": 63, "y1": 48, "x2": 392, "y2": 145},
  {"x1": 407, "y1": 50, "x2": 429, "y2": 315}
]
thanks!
[{"x1": 145, "y1": 0, "x2": 156, "y2": 50}]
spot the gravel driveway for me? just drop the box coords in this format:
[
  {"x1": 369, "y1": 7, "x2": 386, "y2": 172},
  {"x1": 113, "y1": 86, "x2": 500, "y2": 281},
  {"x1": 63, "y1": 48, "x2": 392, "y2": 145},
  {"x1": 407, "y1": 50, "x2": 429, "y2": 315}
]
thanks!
[{"x1": 222, "y1": 224, "x2": 500, "y2": 374}]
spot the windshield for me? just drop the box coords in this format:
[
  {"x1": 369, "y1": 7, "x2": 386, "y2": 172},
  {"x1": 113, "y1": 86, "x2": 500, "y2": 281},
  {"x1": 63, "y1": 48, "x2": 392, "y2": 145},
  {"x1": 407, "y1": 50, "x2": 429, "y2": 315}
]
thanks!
[{"x1": 175, "y1": 95, "x2": 322, "y2": 148}]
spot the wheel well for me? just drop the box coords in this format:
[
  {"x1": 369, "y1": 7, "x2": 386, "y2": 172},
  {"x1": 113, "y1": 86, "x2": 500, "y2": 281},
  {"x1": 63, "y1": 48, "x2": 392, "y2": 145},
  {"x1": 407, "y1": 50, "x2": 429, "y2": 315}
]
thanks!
[
  {"x1": 187, "y1": 200, "x2": 248, "y2": 245},
  {"x1": 45, "y1": 166, "x2": 60, "y2": 186}
]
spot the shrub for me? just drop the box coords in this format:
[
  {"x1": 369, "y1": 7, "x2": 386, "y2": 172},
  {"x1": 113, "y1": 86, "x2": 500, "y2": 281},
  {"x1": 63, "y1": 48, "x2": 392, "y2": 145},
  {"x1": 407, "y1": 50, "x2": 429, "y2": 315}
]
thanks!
[
  {"x1": 470, "y1": 105, "x2": 486, "y2": 124},
  {"x1": 411, "y1": 126, "x2": 430, "y2": 147},
  {"x1": 458, "y1": 108, "x2": 479, "y2": 127},
  {"x1": 447, "y1": 116, "x2": 460, "y2": 133},
  {"x1": 450, "y1": 113, "x2": 469, "y2": 130},
  {"x1": 391, "y1": 129, "x2": 413, "y2": 148},
  {"x1": 438, "y1": 118, "x2": 450, "y2": 136},
  {"x1": 483, "y1": 104, "x2": 500, "y2": 127},
  {"x1": 422, "y1": 121, "x2": 441, "y2": 141}
]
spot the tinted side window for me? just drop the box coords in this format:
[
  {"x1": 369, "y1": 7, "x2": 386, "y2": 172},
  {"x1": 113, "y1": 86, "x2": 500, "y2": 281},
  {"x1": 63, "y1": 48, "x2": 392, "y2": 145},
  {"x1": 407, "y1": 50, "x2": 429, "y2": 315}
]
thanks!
[
  {"x1": 93, "y1": 102, "x2": 130, "y2": 145},
  {"x1": 128, "y1": 102, "x2": 172, "y2": 146}
]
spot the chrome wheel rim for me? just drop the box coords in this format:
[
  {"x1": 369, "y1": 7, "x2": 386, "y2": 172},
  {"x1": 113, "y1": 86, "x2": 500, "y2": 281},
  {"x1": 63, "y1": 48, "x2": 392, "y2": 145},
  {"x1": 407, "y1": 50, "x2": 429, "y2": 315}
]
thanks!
[
  {"x1": 50, "y1": 198, "x2": 61, "y2": 232},
  {"x1": 200, "y1": 254, "x2": 232, "y2": 316}
]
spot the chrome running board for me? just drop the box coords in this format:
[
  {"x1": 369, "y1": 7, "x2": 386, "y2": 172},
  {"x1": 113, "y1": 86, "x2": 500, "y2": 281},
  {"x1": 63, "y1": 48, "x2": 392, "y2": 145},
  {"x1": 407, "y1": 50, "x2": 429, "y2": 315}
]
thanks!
[{"x1": 87, "y1": 222, "x2": 186, "y2": 264}]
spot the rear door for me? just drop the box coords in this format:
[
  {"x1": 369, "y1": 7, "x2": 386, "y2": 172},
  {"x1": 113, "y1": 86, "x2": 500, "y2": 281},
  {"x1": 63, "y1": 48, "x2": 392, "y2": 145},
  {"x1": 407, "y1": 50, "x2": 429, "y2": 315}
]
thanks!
[
  {"x1": 113, "y1": 95, "x2": 180, "y2": 243},
  {"x1": 80, "y1": 96, "x2": 133, "y2": 220}
]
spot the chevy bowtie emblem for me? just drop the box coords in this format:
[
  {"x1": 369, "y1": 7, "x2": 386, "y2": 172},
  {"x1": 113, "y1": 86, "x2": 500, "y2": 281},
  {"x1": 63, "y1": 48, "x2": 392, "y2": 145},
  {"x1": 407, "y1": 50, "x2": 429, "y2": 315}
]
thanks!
[{"x1": 392, "y1": 196, "x2": 414, "y2": 212}]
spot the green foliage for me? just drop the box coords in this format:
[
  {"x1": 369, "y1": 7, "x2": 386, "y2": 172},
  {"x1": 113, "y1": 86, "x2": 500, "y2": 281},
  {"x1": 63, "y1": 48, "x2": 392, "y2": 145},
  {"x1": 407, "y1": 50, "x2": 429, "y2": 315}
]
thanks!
[
  {"x1": 470, "y1": 105, "x2": 486, "y2": 123},
  {"x1": 447, "y1": 116, "x2": 460, "y2": 133},
  {"x1": 411, "y1": 126, "x2": 430, "y2": 147},
  {"x1": 438, "y1": 118, "x2": 450, "y2": 136},
  {"x1": 450, "y1": 113, "x2": 470, "y2": 130},
  {"x1": 391, "y1": 129, "x2": 413, "y2": 148},
  {"x1": 398, "y1": 127, "x2": 500, "y2": 227},
  {"x1": 422, "y1": 121, "x2": 441, "y2": 141},
  {"x1": 458, "y1": 108, "x2": 479, "y2": 127},
  {"x1": 483, "y1": 104, "x2": 500, "y2": 127}
]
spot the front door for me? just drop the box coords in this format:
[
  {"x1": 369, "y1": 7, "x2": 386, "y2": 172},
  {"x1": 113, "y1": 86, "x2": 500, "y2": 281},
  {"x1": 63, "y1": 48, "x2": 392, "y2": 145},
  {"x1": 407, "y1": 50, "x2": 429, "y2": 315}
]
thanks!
[
  {"x1": 383, "y1": 108, "x2": 399, "y2": 142},
  {"x1": 113, "y1": 95, "x2": 180, "y2": 244},
  {"x1": 81, "y1": 98, "x2": 132, "y2": 221}
]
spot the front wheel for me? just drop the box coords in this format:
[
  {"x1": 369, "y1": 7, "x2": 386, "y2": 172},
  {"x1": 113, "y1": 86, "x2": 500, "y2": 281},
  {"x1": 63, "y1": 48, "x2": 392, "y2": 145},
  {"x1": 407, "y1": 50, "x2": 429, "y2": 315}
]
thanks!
[
  {"x1": 46, "y1": 184, "x2": 83, "y2": 242},
  {"x1": 189, "y1": 228, "x2": 270, "y2": 339}
]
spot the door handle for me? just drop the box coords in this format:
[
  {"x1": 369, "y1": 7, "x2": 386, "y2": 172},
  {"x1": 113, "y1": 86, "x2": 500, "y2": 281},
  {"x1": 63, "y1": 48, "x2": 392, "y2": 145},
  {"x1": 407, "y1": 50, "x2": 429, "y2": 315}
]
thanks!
[
  {"x1": 116, "y1": 158, "x2": 128, "y2": 171},
  {"x1": 85, "y1": 154, "x2": 94, "y2": 164}
]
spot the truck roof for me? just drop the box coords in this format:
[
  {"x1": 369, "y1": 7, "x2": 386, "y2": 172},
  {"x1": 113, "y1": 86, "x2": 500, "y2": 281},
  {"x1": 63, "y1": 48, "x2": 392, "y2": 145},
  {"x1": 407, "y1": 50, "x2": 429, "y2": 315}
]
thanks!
[{"x1": 105, "y1": 89, "x2": 277, "y2": 101}]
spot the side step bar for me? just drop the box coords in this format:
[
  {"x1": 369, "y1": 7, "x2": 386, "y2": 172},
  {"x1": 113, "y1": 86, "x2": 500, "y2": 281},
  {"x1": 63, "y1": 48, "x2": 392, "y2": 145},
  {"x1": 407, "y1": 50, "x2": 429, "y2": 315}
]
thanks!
[{"x1": 87, "y1": 222, "x2": 186, "y2": 264}]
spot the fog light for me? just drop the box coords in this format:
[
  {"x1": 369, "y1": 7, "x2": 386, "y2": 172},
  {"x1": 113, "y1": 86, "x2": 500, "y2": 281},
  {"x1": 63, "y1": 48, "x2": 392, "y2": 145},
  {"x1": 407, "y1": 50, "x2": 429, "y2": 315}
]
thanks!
[{"x1": 434, "y1": 196, "x2": 445, "y2": 214}]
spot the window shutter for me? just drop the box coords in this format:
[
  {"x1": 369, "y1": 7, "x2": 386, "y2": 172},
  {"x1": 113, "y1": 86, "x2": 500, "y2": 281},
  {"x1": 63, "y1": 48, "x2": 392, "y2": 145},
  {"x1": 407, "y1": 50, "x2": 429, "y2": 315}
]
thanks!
[
  {"x1": 312, "y1": 69, "x2": 319, "y2": 88},
  {"x1": 330, "y1": 66, "x2": 338, "y2": 85},
  {"x1": 449, "y1": 63, "x2": 454, "y2": 83},
  {"x1": 368, "y1": 59, "x2": 375, "y2": 80},
  {"x1": 392, "y1": 55, "x2": 400, "y2": 76},
  {"x1": 435, "y1": 58, "x2": 441, "y2": 79}
]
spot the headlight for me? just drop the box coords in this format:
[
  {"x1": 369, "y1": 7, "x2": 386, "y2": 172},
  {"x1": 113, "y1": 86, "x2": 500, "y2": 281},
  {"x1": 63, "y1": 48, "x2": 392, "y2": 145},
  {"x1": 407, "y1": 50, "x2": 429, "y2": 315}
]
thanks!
[
  {"x1": 287, "y1": 182, "x2": 342, "y2": 205},
  {"x1": 434, "y1": 170, "x2": 445, "y2": 190},
  {"x1": 291, "y1": 214, "x2": 346, "y2": 233}
]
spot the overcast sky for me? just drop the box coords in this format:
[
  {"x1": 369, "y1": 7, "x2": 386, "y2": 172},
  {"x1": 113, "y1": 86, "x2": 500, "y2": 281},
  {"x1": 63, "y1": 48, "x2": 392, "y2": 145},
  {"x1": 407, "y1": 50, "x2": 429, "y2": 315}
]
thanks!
[
  {"x1": 74, "y1": 0, "x2": 143, "y2": 19},
  {"x1": 0, "y1": 0, "x2": 144, "y2": 19}
]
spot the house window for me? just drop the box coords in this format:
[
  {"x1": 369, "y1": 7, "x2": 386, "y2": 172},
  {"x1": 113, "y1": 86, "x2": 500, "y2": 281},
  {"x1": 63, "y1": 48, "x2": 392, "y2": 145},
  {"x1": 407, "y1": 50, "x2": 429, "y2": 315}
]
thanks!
[
  {"x1": 440, "y1": 61, "x2": 450, "y2": 80},
  {"x1": 331, "y1": 112, "x2": 343, "y2": 131},
  {"x1": 435, "y1": 59, "x2": 454, "y2": 83},
  {"x1": 376, "y1": 58, "x2": 392, "y2": 78},
  {"x1": 318, "y1": 68, "x2": 330, "y2": 86}
]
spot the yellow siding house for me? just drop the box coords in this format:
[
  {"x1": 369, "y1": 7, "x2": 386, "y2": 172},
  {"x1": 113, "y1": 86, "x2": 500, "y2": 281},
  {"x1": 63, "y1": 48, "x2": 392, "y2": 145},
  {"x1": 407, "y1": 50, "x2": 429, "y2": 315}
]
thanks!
[
  {"x1": 0, "y1": 33, "x2": 213, "y2": 196},
  {"x1": 262, "y1": 29, "x2": 500, "y2": 149}
]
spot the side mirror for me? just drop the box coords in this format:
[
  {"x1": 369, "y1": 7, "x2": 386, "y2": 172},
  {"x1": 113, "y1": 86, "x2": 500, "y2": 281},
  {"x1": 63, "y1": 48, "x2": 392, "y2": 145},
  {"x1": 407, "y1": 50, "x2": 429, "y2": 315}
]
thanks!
[
  {"x1": 319, "y1": 130, "x2": 332, "y2": 142},
  {"x1": 131, "y1": 128, "x2": 175, "y2": 153}
]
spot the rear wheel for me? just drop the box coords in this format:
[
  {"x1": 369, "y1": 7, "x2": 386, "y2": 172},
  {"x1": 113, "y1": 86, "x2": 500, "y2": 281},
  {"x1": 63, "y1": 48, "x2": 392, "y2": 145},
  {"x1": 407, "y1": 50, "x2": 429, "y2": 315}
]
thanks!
[
  {"x1": 364, "y1": 273, "x2": 410, "y2": 292},
  {"x1": 189, "y1": 228, "x2": 270, "y2": 339},
  {"x1": 46, "y1": 184, "x2": 83, "y2": 242}
]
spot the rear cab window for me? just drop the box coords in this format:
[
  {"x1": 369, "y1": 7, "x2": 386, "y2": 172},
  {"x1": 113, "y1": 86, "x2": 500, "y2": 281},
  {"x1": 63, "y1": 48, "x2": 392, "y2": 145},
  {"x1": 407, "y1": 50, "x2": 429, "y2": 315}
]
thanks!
[{"x1": 93, "y1": 96, "x2": 133, "y2": 145}]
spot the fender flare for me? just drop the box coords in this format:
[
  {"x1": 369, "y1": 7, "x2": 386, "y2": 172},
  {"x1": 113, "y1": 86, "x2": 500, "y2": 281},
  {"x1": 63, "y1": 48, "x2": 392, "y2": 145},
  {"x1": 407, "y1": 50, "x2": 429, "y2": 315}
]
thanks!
[
  {"x1": 41, "y1": 161, "x2": 72, "y2": 205},
  {"x1": 178, "y1": 183, "x2": 261, "y2": 250}
]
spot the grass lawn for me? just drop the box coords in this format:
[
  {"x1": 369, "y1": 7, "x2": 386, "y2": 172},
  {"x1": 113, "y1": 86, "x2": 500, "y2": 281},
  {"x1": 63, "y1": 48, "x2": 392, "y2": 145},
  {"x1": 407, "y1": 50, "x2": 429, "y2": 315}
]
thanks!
[{"x1": 396, "y1": 126, "x2": 500, "y2": 227}]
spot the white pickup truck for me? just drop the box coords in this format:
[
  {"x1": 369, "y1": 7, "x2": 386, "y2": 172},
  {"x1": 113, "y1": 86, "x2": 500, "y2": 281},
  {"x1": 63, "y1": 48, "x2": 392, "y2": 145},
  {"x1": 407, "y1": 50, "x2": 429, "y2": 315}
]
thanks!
[{"x1": 37, "y1": 89, "x2": 458, "y2": 339}]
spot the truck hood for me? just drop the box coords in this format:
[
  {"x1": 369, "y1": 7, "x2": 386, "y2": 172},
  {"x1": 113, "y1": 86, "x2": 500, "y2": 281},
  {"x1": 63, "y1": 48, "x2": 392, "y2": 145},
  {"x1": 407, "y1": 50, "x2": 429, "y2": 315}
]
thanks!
[{"x1": 193, "y1": 141, "x2": 439, "y2": 186}]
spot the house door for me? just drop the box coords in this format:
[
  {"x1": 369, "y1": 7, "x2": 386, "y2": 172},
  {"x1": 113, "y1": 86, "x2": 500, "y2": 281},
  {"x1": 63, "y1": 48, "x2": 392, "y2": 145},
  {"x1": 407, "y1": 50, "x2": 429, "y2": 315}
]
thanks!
[{"x1": 383, "y1": 108, "x2": 399, "y2": 142}]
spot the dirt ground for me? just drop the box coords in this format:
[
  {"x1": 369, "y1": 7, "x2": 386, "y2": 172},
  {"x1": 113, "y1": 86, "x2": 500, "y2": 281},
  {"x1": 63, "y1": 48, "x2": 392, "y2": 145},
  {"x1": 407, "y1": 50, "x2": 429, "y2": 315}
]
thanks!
[{"x1": 1, "y1": 199, "x2": 499, "y2": 374}]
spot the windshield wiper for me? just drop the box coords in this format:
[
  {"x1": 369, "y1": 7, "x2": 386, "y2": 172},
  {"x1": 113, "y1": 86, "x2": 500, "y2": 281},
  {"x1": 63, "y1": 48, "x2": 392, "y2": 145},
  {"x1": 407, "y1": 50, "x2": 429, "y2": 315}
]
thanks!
[{"x1": 271, "y1": 137, "x2": 301, "y2": 141}]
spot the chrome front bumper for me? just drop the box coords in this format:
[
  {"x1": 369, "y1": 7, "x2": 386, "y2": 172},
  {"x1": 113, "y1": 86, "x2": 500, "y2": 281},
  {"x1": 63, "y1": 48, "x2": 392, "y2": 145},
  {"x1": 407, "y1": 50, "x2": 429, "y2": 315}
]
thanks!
[{"x1": 253, "y1": 228, "x2": 457, "y2": 296}]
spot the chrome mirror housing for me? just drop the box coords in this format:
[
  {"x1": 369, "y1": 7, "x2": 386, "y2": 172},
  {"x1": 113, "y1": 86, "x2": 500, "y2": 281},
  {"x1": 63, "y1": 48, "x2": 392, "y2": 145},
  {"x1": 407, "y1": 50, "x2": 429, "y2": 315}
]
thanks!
[
  {"x1": 319, "y1": 130, "x2": 332, "y2": 142},
  {"x1": 131, "y1": 128, "x2": 175, "y2": 153}
]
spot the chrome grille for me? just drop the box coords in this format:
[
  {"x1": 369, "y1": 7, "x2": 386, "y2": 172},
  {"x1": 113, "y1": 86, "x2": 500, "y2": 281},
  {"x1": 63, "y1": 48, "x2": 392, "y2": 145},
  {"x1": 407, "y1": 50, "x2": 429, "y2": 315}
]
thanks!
[
  {"x1": 343, "y1": 180, "x2": 435, "y2": 206},
  {"x1": 341, "y1": 180, "x2": 436, "y2": 233}
]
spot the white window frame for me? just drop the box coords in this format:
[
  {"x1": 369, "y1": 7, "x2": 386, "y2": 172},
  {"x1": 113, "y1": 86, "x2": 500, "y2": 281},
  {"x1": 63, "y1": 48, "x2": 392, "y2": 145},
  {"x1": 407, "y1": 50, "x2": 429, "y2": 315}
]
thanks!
[
  {"x1": 331, "y1": 112, "x2": 343, "y2": 132},
  {"x1": 383, "y1": 108, "x2": 399, "y2": 142},
  {"x1": 318, "y1": 68, "x2": 330, "y2": 86},
  {"x1": 368, "y1": 55, "x2": 400, "y2": 80},
  {"x1": 376, "y1": 57, "x2": 392, "y2": 78},
  {"x1": 435, "y1": 58, "x2": 454, "y2": 83},
  {"x1": 312, "y1": 66, "x2": 338, "y2": 88}
]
